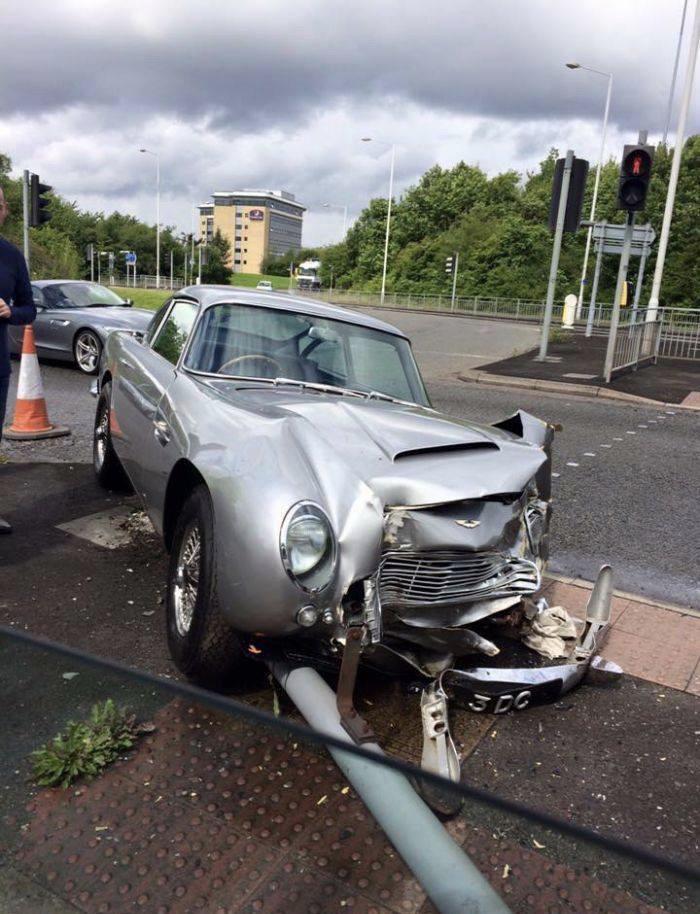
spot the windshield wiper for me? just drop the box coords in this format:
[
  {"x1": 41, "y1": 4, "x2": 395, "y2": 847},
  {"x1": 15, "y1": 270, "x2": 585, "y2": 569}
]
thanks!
[{"x1": 197, "y1": 372, "x2": 420, "y2": 408}]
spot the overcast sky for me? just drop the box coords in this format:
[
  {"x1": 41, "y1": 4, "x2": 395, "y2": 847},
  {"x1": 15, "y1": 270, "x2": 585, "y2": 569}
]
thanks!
[{"x1": 1, "y1": 1, "x2": 697, "y2": 246}]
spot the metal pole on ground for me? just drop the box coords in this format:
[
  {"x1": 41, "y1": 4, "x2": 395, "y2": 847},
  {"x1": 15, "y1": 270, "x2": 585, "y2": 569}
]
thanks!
[
  {"x1": 586, "y1": 221, "x2": 606, "y2": 337},
  {"x1": 22, "y1": 170, "x2": 30, "y2": 270},
  {"x1": 648, "y1": 0, "x2": 700, "y2": 320},
  {"x1": 267, "y1": 661, "x2": 511, "y2": 914},
  {"x1": 537, "y1": 149, "x2": 574, "y2": 361},
  {"x1": 170, "y1": 250, "x2": 174, "y2": 290},
  {"x1": 603, "y1": 211, "x2": 636, "y2": 382}
]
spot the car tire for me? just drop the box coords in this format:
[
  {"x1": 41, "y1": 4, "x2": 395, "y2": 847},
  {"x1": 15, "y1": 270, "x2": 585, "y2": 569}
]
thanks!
[
  {"x1": 93, "y1": 381, "x2": 132, "y2": 492},
  {"x1": 74, "y1": 329, "x2": 102, "y2": 374},
  {"x1": 166, "y1": 485, "x2": 251, "y2": 688}
]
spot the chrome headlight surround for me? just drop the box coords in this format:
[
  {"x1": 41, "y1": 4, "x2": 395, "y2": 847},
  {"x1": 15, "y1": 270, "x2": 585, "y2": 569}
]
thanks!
[{"x1": 280, "y1": 501, "x2": 337, "y2": 593}]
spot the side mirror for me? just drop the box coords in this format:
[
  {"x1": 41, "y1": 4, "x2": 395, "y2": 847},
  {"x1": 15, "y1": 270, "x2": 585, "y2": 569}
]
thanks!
[{"x1": 122, "y1": 298, "x2": 134, "y2": 306}]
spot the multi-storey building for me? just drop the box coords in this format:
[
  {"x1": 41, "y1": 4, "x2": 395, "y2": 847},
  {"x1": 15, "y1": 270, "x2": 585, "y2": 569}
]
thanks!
[{"x1": 197, "y1": 190, "x2": 305, "y2": 274}]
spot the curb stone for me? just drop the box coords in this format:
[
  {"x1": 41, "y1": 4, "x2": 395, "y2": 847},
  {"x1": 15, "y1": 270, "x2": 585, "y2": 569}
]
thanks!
[{"x1": 458, "y1": 369, "x2": 700, "y2": 411}]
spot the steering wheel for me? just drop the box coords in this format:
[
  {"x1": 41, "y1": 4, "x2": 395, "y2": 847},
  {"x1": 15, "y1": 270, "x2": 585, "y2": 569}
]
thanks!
[{"x1": 217, "y1": 354, "x2": 282, "y2": 376}]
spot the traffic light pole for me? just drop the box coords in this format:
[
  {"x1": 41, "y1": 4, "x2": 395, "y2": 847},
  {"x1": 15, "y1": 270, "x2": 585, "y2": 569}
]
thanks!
[
  {"x1": 450, "y1": 252, "x2": 459, "y2": 311},
  {"x1": 536, "y1": 149, "x2": 574, "y2": 361},
  {"x1": 585, "y1": 220, "x2": 606, "y2": 337},
  {"x1": 22, "y1": 170, "x2": 30, "y2": 271},
  {"x1": 603, "y1": 211, "x2": 636, "y2": 383}
]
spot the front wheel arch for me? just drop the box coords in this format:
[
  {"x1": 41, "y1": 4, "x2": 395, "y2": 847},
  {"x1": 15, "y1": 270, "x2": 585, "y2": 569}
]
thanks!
[{"x1": 163, "y1": 459, "x2": 208, "y2": 553}]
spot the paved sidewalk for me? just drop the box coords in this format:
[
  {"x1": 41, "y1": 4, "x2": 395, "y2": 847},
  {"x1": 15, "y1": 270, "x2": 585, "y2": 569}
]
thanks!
[
  {"x1": 474, "y1": 334, "x2": 700, "y2": 406},
  {"x1": 542, "y1": 576, "x2": 700, "y2": 695}
]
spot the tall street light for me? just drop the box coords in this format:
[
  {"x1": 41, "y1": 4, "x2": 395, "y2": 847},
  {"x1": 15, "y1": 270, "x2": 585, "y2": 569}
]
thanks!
[
  {"x1": 322, "y1": 202, "x2": 348, "y2": 237},
  {"x1": 139, "y1": 148, "x2": 161, "y2": 289},
  {"x1": 663, "y1": 0, "x2": 690, "y2": 146},
  {"x1": 566, "y1": 63, "x2": 613, "y2": 320},
  {"x1": 361, "y1": 137, "x2": 395, "y2": 305},
  {"x1": 648, "y1": 0, "x2": 700, "y2": 319}
]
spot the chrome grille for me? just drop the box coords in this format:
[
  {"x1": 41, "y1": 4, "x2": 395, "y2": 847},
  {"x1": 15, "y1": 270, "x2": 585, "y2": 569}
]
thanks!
[{"x1": 379, "y1": 551, "x2": 540, "y2": 607}]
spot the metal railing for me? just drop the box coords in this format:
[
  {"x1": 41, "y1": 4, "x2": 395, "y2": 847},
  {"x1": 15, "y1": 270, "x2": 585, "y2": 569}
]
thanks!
[
  {"x1": 610, "y1": 318, "x2": 663, "y2": 378},
  {"x1": 108, "y1": 273, "x2": 186, "y2": 290},
  {"x1": 300, "y1": 289, "x2": 700, "y2": 361},
  {"x1": 656, "y1": 307, "x2": 700, "y2": 359}
]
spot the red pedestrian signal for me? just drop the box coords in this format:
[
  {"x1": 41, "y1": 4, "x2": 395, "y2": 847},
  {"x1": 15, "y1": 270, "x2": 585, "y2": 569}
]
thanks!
[{"x1": 618, "y1": 144, "x2": 654, "y2": 212}]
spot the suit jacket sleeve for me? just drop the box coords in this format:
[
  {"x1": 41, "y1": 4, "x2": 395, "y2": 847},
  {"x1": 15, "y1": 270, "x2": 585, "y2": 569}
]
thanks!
[{"x1": 9, "y1": 249, "x2": 37, "y2": 325}]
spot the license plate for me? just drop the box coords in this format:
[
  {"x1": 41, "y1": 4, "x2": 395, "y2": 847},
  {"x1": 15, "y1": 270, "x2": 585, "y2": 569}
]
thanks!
[{"x1": 459, "y1": 679, "x2": 563, "y2": 714}]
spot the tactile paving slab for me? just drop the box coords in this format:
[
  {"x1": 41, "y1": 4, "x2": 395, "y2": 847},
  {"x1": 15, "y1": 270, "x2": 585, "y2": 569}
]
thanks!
[{"x1": 11, "y1": 699, "x2": 693, "y2": 914}]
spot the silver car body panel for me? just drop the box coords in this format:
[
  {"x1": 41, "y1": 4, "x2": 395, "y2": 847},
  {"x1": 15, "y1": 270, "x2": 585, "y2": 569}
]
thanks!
[{"x1": 102, "y1": 287, "x2": 551, "y2": 642}]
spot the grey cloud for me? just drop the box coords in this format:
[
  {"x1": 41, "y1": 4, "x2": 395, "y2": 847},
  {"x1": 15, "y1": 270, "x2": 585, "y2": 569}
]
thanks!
[{"x1": 2, "y1": 1, "x2": 694, "y2": 134}]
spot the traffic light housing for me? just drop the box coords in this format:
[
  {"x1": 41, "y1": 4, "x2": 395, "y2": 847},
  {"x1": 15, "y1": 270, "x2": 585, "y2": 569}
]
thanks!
[
  {"x1": 445, "y1": 255, "x2": 454, "y2": 275},
  {"x1": 618, "y1": 144, "x2": 654, "y2": 212},
  {"x1": 548, "y1": 156, "x2": 589, "y2": 232},
  {"x1": 29, "y1": 174, "x2": 52, "y2": 226}
]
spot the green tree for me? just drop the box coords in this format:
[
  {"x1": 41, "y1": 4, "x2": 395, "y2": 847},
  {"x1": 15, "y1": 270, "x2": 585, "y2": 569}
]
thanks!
[{"x1": 200, "y1": 229, "x2": 231, "y2": 283}]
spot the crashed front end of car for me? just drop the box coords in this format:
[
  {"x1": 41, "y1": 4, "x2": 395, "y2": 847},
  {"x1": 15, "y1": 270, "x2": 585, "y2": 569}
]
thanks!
[{"x1": 265, "y1": 406, "x2": 619, "y2": 772}]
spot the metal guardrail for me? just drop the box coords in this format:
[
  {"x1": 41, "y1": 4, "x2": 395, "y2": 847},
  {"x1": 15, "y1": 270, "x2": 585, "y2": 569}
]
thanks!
[
  {"x1": 656, "y1": 307, "x2": 700, "y2": 360},
  {"x1": 109, "y1": 274, "x2": 186, "y2": 290},
  {"x1": 302, "y1": 290, "x2": 700, "y2": 361},
  {"x1": 610, "y1": 319, "x2": 662, "y2": 378}
]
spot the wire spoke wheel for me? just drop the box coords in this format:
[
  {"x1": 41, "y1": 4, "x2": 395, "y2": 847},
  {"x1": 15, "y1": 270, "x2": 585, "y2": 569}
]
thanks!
[
  {"x1": 75, "y1": 331, "x2": 100, "y2": 373},
  {"x1": 173, "y1": 524, "x2": 202, "y2": 636},
  {"x1": 94, "y1": 400, "x2": 109, "y2": 470}
]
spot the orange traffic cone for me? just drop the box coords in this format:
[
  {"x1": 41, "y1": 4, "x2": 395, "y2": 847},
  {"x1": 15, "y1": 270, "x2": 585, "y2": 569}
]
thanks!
[{"x1": 4, "y1": 326, "x2": 70, "y2": 440}]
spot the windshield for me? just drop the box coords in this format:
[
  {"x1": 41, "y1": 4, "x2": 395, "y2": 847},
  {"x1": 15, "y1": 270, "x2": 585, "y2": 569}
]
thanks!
[
  {"x1": 184, "y1": 302, "x2": 429, "y2": 405},
  {"x1": 39, "y1": 282, "x2": 126, "y2": 309}
]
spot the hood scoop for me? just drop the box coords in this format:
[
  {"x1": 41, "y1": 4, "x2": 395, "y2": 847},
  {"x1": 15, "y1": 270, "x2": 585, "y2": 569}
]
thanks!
[{"x1": 393, "y1": 442, "x2": 499, "y2": 461}]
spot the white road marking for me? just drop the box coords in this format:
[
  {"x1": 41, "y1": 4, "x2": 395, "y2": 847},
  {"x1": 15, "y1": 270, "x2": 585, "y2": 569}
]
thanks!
[
  {"x1": 626, "y1": 431, "x2": 637, "y2": 435},
  {"x1": 613, "y1": 437, "x2": 623, "y2": 441},
  {"x1": 552, "y1": 472, "x2": 561, "y2": 478},
  {"x1": 584, "y1": 452, "x2": 596, "y2": 457},
  {"x1": 600, "y1": 444, "x2": 612, "y2": 448},
  {"x1": 638, "y1": 424, "x2": 648, "y2": 429},
  {"x1": 648, "y1": 420, "x2": 657, "y2": 424},
  {"x1": 566, "y1": 461, "x2": 579, "y2": 467},
  {"x1": 666, "y1": 410, "x2": 676, "y2": 415}
]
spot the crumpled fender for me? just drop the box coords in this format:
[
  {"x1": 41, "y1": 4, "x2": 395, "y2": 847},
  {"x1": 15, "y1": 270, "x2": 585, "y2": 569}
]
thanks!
[{"x1": 492, "y1": 410, "x2": 555, "y2": 500}]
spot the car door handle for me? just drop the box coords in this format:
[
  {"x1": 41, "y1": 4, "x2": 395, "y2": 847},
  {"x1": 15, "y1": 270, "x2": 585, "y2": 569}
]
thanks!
[
  {"x1": 153, "y1": 419, "x2": 171, "y2": 446},
  {"x1": 48, "y1": 318, "x2": 71, "y2": 326}
]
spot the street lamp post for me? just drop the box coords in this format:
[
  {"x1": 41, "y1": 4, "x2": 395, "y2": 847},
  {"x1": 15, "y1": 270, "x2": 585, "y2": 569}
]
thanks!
[
  {"x1": 566, "y1": 63, "x2": 613, "y2": 321},
  {"x1": 362, "y1": 138, "x2": 395, "y2": 306},
  {"x1": 322, "y1": 202, "x2": 348, "y2": 237},
  {"x1": 663, "y1": 0, "x2": 690, "y2": 146},
  {"x1": 139, "y1": 148, "x2": 160, "y2": 289},
  {"x1": 648, "y1": 0, "x2": 700, "y2": 319}
]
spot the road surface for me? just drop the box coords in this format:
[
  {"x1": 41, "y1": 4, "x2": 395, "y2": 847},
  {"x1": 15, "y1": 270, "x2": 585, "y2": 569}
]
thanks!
[{"x1": 3, "y1": 311, "x2": 699, "y2": 609}]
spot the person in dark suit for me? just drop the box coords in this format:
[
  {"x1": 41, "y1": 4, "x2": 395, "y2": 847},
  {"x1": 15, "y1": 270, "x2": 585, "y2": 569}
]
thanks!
[{"x1": 0, "y1": 184, "x2": 37, "y2": 533}]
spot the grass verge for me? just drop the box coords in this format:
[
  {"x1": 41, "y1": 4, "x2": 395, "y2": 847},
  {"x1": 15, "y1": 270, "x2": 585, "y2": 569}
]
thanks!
[{"x1": 114, "y1": 273, "x2": 293, "y2": 311}]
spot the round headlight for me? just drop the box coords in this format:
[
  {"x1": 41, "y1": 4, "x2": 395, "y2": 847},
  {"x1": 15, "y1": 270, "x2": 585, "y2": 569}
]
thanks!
[{"x1": 281, "y1": 502, "x2": 336, "y2": 592}]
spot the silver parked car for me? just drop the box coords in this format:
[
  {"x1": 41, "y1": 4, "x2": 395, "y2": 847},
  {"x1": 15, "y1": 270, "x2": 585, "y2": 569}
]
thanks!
[
  {"x1": 8, "y1": 280, "x2": 153, "y2": 374},
  {"x1": 93, "y1": 286, "x2": 614, "y2": 733}
]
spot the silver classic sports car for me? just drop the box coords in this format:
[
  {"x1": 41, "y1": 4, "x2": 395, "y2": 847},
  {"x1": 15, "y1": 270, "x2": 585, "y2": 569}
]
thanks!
[
  {"x1": 93, "y1": 287, "x2": 615, "y2": 754},
  {"x1": 8, "y1": 280, "x2": 153, "y2": 373}
]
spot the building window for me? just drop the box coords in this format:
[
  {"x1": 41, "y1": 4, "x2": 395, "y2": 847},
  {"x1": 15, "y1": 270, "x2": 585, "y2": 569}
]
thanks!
[
  {"x1": 234, "y1": 258, "x2": 241, "y2": 264},
  {"x1": 235, "y1": 223, "x2": 242, "y2": 229},
  {"x1": 243, "y1": 260, "x2": 247, "y2": 265},
  {"x1": 244, "y1": 236, "x2": 248, "y2": 241}
]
